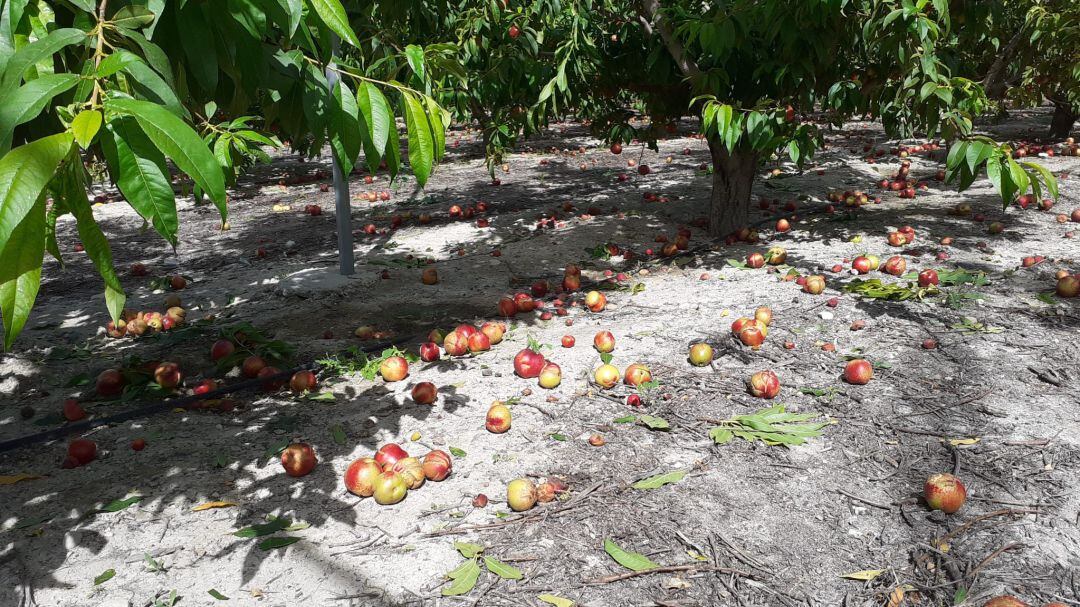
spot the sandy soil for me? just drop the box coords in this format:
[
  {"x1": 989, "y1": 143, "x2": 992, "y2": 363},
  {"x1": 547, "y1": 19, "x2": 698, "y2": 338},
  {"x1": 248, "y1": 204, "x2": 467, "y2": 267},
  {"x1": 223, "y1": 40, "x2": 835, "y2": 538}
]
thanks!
[{"x1": 1, "y1": 110, "x2": 1079, "y2": 607}]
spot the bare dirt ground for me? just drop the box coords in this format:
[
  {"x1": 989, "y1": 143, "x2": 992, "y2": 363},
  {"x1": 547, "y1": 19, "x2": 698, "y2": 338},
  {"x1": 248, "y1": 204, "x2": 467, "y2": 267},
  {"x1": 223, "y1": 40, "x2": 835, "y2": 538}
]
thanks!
[{"x1": 2, "y1": 110, "x2": 1079, "y2": 607}]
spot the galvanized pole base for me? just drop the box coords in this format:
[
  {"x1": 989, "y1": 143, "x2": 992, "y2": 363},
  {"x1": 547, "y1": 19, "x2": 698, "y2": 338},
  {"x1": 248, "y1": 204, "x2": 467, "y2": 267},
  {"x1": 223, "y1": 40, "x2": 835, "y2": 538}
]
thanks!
[{"x1": 325, "y1": 35, "x2": 354, "y2": 276}]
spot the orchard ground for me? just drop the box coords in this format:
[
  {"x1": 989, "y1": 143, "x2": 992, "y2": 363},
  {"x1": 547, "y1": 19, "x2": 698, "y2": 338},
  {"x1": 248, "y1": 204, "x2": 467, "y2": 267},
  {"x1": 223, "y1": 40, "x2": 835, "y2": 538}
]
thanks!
[{"x1": 2, "y1": 110, "x2": 1079, "y2": 607}]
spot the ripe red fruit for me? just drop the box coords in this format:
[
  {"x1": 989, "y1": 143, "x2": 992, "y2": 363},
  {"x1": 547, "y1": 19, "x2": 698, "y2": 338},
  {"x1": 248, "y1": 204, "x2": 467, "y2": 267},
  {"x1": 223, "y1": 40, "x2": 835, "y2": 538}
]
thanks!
[
  {"x1": 289, "y1": 370, "x2": 318, "y2": 394},
  {"x1": 531, "y1": 280, "x2": 549, "y2": 298},
  {"x1": 241, "y1": 356, "x2": 266, "y2": 378},
  {"x1": 917, "y1": 269, "x2": 939, "y2": 287},
  {"x1": 852, "y1": 256, "x2": 872, "y2": 274},
  {"x1": 467, "y1": 331, "x2": 491, "y2": 353},
  {"x1": 610, "y1": 142, "x2": 622, "y2": 154},
  {"x1": 623, "y1": 363, "x2": 652, "y2": 387},
  {"x1": 480, "y1": 321, "x2": 505, "y2": 345},
  {"x1": 746, "y1": 252, "x2": 765, "y2": 268},
  {"x1": 130, "y1": 263, "x2": 148, "y2": 277},
  {"x1": 584, "y1": 290, "x2": 606, "y2": 312},
  {"x1": 922, "y1": 339, "x2": 938, "y2": 350},
  {"x1": 419, "y1": 342, "x2": 441, "y2": 362},
  {"x1": 508, "y1": 24, "x2": 520, "y2": 38},
  {"x1": 374, "y1": 444, "x2": 409, "y2": 468},
  {"x1": 67, "y1": 439, "x2": 97, "y2": 465},
  {"x1": 843, "y1": 359, "x2": 873, "y2": 385},
  {"x1": 924, "y1": 473, "x2": 967, "y2": 514},
  {"x1": 379, "y1": 356, "x2": 409, "y2": 381},
  {"x1": 472, "y1": 494, "x2": 489, "y2": 508},
  {"x1": 411, "y1": 381, "x2": 438, "y2": 405},
  {"x1": 1072, "y1": 208, "x2": 1080, "y2": 222},
  {"x1": 154, "y1": 362, "x2": 182, "y2": 389},
  {"x1": 62, "y1": 399, "x2": 86, "y2": 422},
  {"x1": 638, "y1": 164, "x2": 650, "y2": 175},
  {"x1": 513, "y1": 349, "x2": 546, "y2": 378},
  {"x1": 747, "y1": 370, "x2": 781, "y2": 399},
  {"x1": 281, "y1": 443, "x2": 317, "y2": 477},
  {"x1": 345, "y1": 457, "x2": 382, "y2": 496},
  {"x1": 561, "y1": 335, "x2": 575, "y2": 348},
  {"x1": 443, "y1": 331, "x2": 469, "y2": 357},
  {"x1": 95, "y1": 369, "x2": 125, "y2": 397},
  {"x1": 883, "y1": 256, "x2": 907, "y2": 276},
  {"x1": 169, "y1": 275, "x2": 186, "y2": 290},
  {"x1": 131, "y1": 438, "x2": 146, "y2": 451}
]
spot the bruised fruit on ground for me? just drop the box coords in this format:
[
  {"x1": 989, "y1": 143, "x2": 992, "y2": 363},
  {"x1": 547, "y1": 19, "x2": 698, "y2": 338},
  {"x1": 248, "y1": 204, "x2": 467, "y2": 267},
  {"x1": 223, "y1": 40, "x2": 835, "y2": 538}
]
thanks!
[
  {"x1": 507, "y1": 478, "x2": 538, "y2": 511},
  {"x1": 96, "y1": 369, "x2": 125, "y2": 397},
  {"x1": 594, "y1": 364, "x2": 620, "y2": 388},
  {"x1": 68, "y1": 439, "x2": 97, "y2": 466},
  {"x1": 154, "y1": 362, "x2": 182, "y2": 389},
  {"x1": 843, "y1": 359, "x2": 874, "y2": 385},
  {"x1": 1057, "y1": 275, "x2": 1080, "y2": 298},
  {"x1": 803, "y1": 275, "x2": 826, "y2": 294},
  {"x1": 422, "y1": 450, "x2": 452, "y2": 481},
  {"x1": 754, "y1": 306, "x2": 772, "y2": 326},
  {"x1": 379, "y1": 356, "x2": 409, "y2": 381},
  {"x1": 486, "y1": 402, "x2": 512, "y2": 433},
  {"x1": 131, "y1": 438, "x2": 146, "y2": 451},
  {"x1": 593, "y1": 330, "x2": 615, "y2": 353},
  {"x1": 344, "y1": 458, "x2": 382, "y2": 496},
  {"x1": 443, "y1": 331, "x2": 469, "y2": 356},
  {"x1": 585, "y1": 290, "x2": 607, "y2": 312},
  {"x1": 373, "y1": 471, "x2": 408, "y2": 505},
  {"x1": 738, "y1": 325, "x2": 766, "y2": 349},
  {"x1": 538, "y1": 363, "x2": 562, "y2": 389},
  {"x1": 561, "y1": 335, "x2": 575, "y2": 348},
  {"x1": 689, "y1": 343, "x2": 714, "y2": 366},
  {"x1": 411, "y1": 381, "x2": 438, "y2": 405},
  {"x1": 390, "y1": 457, "x2": 426, "y2": 489},
  {"x1": 421, "y1": 268, "x2": 438, "y2": 285},
  {"x1": 924, "y1": 473, "x2": 967, "y2": 514},
  {"x1": 623, "y1": 363, "x2": 652, "y2": 387},
  {"x1": 883, "y1": 256, "x2": 907, "y2": 276},
  {"x1": 467, "y1": 331, "x2": 491, "y2": 353},
  {"x1": 374, "y1": 443, "x2": 408, "y2": 468},
  {"x1": 280, "y1": 443, "x2": 317, "y2": 477},
  {"x1": 748, "y1": 370, "x2": 781, "y2": 399}
]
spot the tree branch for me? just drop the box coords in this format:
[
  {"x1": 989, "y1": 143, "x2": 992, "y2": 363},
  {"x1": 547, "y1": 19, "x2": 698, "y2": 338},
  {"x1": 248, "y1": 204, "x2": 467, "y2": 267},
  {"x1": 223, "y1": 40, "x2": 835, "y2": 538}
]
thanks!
[{"x1": 636, "y1": 0, "x2": 699, "y2": 78}]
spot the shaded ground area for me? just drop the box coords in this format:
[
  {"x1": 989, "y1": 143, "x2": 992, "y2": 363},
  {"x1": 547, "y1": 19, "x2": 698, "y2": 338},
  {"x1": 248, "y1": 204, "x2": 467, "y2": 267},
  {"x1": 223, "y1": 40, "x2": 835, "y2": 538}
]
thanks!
[{"x1": 1, "y1": 109, "x2": 1078, "y2": 607}]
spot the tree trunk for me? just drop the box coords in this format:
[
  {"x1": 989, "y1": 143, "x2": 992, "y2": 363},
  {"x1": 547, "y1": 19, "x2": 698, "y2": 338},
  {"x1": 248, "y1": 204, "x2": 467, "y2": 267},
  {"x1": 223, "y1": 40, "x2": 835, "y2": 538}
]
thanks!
[
  {"x1": 1049, "y1": 103, "x2": 1077, "y2": 139},
  {"x1": 707, "y1": 138, "x2": 758, "y2": 237}
]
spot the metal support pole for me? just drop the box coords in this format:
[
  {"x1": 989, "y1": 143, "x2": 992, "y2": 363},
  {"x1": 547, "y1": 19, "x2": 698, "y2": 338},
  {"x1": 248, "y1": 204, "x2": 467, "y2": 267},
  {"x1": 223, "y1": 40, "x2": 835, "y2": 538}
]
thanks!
[{"x1": 325, "y1": 35, "x2": 354, "y2": 275}]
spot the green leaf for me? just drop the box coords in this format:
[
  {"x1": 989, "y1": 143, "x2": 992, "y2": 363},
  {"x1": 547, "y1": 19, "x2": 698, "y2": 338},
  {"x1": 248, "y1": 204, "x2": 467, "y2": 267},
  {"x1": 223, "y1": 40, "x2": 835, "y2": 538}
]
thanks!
[
  {"x1": 100, "y1": 495, "x2": 144, "y2": 513},
  {"x1": 442, "y1": 559, "x2": 481, "y2": 596},
  {"x1": 208, "y1": 589, "x2": 229, "y2": 600},
  {"x1": 62, "y1": 161, "x2": 125, "y2": 322},
  {"x1": 709, "y1": 427, "x2": 734, "y2": 444},
  {"x1": 112, "y1": 5, "x2": 156, "y2": 28},
  {"x1": 425, "y1": 95, "x2": 448, "y2": 163},
  {"x1": 356, "y1": 82, "x2": 391, "y2": 166},
  {"x1": 71, "y1": 110, "x2": 103, "y2": 148},
  {"x1": 454, "y1": 542, "x2": 484, "y2": 558},
  {"x1": 0, "y1": 267, "x2": 40, "y2": 351},
  {"x1": 613, "y1": 415, "x2": 636, "y2": 424},
  {"x1": 275, "y1": 0, "x2": 303, "y2": 37},
  {"x1": 632, "y1": 470, "x2": 686, "y2": 490},
  {"x1": 94, "y1": 569, "x2": 116, "y2": 585},
  {"x1": 233, "y1": 517, "x2": 292, "y2": 538},
  {"x1": 100, "y1": 117, "x2": 178, "y2": 247},
  {"x1": 449, "y1": 446, "x2": 466, "y2": 458},
  {"x1": 603, "y1": 539, "x2": 658, "y2": 572},
  {"x1": 637, "y1": 415, "x2": 669, "y2": 430},
  {"x1": 0, "y1": 133, "x2": 74, "y2": 286},
  {"x1": 329, "y1": 80, "x2": 361, "y2": 174},
  {"x1": 330, "y1": 423, "x2": 346, "y2": 445},
  {"x1": 403, "y1": 92, "x2": 434, "y2": 186},
  {"x1": 538, "y1": 595, "x2": 575, "y2": 607},
  {"x1": 307, "y1": 0, "x2": 360, "y2": 48},
  {"x1": 258, "y1": 536, "x2": 300, "y2": 550},
  {"x1": 0, "y1": 73, "x2": 80, "y2": 154},
  {"x1": 0, "y1": 28, "x2": 86, "y2": 94},
  {"x1": 483, "y1": 556, "x2": 523, "y2": 580},
  {"x1": 105, "y1": 98, "x2": 227, "y2": 222},
  {"x1": 404, "y1": 45, "x2": 425, "y2": 81}
]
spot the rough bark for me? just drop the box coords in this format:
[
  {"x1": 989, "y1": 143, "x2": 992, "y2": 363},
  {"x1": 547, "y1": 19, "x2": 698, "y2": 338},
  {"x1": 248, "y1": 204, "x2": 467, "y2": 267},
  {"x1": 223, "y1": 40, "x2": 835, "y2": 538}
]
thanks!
[
  {"x1": 707, "y1": 138, "x2": 758, "y2": 237},
  {"x1": 1049, "y1": 103, "x2": 1077, "y2": 139},
  {"x1": 982, "y1": 29, "x2": 1026, "y2": 102},
  {"x1": 636, "y1": 0, "x2": 699, "y2": 78}
]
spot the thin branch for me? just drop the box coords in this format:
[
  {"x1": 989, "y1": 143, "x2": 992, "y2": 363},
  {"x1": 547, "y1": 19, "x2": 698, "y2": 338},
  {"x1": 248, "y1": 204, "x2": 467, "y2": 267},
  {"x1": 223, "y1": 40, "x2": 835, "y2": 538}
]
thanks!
[
  {"x1": 583, "y1": 563, "x2": 753, "y2": 585},
  {"x1": 635, "y1": 0, "x2": 700, "y2": 78}
]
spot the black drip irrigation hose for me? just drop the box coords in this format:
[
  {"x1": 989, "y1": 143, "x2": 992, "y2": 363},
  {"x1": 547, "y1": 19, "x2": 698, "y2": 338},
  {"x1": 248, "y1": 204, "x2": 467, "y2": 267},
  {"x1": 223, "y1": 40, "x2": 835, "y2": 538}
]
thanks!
[{"x1": 0, "y1": 336, "x2": 412, "y2": 456}]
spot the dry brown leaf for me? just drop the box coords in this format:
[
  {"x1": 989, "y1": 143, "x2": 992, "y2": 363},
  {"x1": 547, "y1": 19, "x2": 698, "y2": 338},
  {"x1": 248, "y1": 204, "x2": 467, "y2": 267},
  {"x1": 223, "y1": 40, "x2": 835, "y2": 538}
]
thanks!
[
  {"x1": 840, "y1": 569, "x2": 885, "y2": 581},
  {"x1": 0, "y1": 474, "x2": 43, "y2": 485},
  {"x1": 192, "y1": 501, "x2": 238, "y2": 511}
]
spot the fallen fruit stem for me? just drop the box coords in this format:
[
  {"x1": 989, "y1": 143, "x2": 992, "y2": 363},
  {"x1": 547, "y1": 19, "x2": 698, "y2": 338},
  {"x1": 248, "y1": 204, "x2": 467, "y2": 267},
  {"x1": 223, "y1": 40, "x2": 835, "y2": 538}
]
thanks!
[{"x1": 583, "y1": 563, "x2": 753, "y2": 585}]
